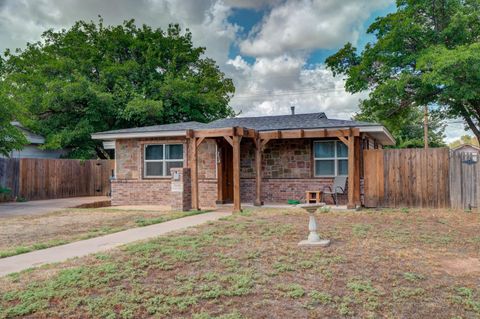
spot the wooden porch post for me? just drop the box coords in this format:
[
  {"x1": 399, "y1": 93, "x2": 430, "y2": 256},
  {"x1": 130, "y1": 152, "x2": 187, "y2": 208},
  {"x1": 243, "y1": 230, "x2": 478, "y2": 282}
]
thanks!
[
  {"x1": 354, "y1": 136, "x2": 361, "y2": 206},
  {"x1": 347, "y1": 133, "x2": 361, "y2": 209},
  {"x1": 254, "y1": 137, "x2": 262, "y2": 206},
  {"x1": 232, "y1": 135, "x2": 242, "y2": 212},
  {"x1": 216, "y1": 140, "x2": 224, "y2": 204},
  {"x1": 191, "y1": 137, "x2": 199, "y2": 210}
]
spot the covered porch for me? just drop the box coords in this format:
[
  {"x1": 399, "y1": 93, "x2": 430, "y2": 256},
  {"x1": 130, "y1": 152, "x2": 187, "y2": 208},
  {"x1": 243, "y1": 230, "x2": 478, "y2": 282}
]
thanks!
[{"x1": 188, "y1": 126, "x2": 362, "y2": 212}]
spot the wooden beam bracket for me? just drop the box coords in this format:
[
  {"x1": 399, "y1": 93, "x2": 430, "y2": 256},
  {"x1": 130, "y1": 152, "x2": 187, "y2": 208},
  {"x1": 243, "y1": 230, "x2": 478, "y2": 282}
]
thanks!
[
  {"x1": 196, "y1": 137, "x2": 205, "y2": 148},
  {"x1": 223, "y1": 136, "x2": 234, "y2": 147}
]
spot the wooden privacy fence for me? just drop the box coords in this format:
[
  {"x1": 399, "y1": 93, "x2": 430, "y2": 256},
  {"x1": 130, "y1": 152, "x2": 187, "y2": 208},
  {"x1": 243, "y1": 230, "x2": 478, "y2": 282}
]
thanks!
[
  {"x1": 0, "y1": 158, "x2": 20, "y2": 201},
  {"x1": 0, "y1": 158, "x2": 114, "y2": 201},
  {"x1": 450, "y1": 152, "x2": 479, "y2": 210},
  {"x1": 363, "y1": 148, "x2": 450, "y2": 208}
]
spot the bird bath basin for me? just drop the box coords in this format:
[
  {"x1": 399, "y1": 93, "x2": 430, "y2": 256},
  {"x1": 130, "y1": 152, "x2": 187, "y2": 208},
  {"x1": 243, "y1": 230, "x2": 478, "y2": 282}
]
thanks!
[{"x1": 297, "y1": 203, "x2": 331, "y2": 247}]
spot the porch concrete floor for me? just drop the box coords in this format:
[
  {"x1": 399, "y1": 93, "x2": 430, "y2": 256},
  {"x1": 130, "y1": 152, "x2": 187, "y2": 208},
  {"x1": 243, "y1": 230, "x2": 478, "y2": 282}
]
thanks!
[{"x1": 217, "y1": 203, "x2": 351, "y2": 210}]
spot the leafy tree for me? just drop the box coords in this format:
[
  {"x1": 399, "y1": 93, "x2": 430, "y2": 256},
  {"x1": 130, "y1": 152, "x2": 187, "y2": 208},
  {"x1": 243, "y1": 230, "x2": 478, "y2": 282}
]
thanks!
[
  {"x1": 0, "y1": 58, "x2": 28, "y2": 156},
  {"x1": 356, "y1": 106, "x2": 446, "y2": 148},
  {"x1": 0, "y1": 19, "x2": 235, "y2": 159},
  {"x1": 326, "y1": 0, "x2": 480, "y2": 146},
  {"x1": 449, "y1": 135, "x2": 479, "y2": 148}
]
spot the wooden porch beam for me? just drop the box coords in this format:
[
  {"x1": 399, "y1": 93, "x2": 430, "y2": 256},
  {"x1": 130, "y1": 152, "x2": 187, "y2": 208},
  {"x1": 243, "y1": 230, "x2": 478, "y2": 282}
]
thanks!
[
  {"x1": 194, "y1": 128, "x2": 235, "y2": 138},
  {"x1": 258, "y1": 128, "x2": 359, "y2": 140}
]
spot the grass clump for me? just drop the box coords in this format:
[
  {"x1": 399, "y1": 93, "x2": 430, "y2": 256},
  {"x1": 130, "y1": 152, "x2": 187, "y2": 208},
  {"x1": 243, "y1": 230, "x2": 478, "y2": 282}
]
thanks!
[
  {"x1": 277, "y1": 284, "x2": 305, "y2": 299},
  {"x1": 451, "y1": 287, "x2": 480, "y2": 314},
  {"x1": 403, "y1": 272, "x2": 426, "y2": 282},
  {"x1": 352, "y1": 224, "x2": 372, "y2": 237}
]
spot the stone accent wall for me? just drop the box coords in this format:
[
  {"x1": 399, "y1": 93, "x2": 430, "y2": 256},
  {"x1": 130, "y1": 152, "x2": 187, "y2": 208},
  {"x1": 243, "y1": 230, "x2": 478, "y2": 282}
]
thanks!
[
  {"x1": 240, "y1": 139, "x2": 312, "y2": 179},
  {"x1": 111, "y1": 179, "x2": 171, "y2": 206},
  {"x1": 240, "y1": 177, "x2": 345, "y2": 205},
  {"x1": 198, "y1": 139, "x2": 217, "y2": 180},
  {"x1": 116, "y1": 139, "x2": 140, "y2": 179}
]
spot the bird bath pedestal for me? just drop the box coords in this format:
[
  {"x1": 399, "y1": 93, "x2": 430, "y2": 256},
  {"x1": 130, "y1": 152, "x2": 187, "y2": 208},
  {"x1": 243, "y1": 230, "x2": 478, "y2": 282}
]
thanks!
[{"x1": 297, "y1": 203, "x2": 331, "y2": 247}]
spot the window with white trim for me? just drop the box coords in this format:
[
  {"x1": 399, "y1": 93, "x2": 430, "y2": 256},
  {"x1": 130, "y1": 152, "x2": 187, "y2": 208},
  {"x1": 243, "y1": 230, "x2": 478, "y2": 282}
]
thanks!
[
  {"x1": 313, "y1": 140, "x2": 348, "y2": 177},
  {"x1": 144, "y1": 144, "x2": 183, "y2": 177}
]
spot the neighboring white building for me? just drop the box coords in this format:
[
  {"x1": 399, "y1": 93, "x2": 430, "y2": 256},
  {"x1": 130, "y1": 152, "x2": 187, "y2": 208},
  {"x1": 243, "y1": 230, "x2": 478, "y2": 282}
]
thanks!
[
  {"x1": 452, "y1": 143, "x2": 480, "y2": 155},
  {"x1": 4, "y1": 122, "x2": 66, "y2": 159}
]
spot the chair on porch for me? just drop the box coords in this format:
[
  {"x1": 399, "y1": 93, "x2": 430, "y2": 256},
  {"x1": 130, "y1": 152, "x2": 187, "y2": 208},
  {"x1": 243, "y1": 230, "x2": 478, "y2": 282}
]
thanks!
[{"x1": 322, "y1": 176, "x2": 347, "y2": 206}]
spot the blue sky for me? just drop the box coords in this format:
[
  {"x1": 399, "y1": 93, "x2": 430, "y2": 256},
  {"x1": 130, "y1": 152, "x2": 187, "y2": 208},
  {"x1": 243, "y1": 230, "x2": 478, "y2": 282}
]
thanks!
[
  {"x1": 227, "y1": 3, "x2": 397, "y2": 66},
  {"x1": 0, "y1": 0, "x2": 470, "y2": 142}
]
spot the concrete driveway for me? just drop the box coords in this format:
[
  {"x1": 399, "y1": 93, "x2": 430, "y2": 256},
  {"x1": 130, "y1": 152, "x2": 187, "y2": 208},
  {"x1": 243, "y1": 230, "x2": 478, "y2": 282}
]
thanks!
[{"x1": 0, "y1": 196, "x2": 110, "y2": 218}]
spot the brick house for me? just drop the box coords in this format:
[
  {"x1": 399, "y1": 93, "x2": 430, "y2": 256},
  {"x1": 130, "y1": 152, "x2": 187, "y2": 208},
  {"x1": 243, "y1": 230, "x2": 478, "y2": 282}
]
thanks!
[{"x1": 92, "y1": 112, "x2": 395, "y2": 211}]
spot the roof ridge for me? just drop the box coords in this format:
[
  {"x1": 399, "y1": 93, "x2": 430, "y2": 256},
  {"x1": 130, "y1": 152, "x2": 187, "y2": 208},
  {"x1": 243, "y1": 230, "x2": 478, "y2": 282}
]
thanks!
[{"x1": 214, "y1": 112, "x2": 327, "y2": 121}]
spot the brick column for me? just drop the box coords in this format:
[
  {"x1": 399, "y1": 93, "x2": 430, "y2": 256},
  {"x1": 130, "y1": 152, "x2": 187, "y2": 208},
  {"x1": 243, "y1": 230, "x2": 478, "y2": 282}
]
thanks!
[{"x1": 170, "y1": 167, "x2": 192, "y2": 211}]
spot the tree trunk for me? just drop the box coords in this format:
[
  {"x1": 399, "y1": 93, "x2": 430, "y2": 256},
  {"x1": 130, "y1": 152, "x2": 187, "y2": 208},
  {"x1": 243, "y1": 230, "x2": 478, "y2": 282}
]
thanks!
[
  {"x1": 95, "y1": 145, "x2": 110, "y2": 160},
  {"x1": 463, "y1": 115, "x2": 480, "y2": 145}
]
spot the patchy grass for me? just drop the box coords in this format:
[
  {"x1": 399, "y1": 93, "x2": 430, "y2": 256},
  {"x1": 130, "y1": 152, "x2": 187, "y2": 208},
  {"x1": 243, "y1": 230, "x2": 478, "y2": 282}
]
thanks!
[
  {"x1": 0, "y1": 208, "x2": 205, "y2": 258},
  {"x1": 0, "y1": 207, "x2": 479, "y2": 318}
]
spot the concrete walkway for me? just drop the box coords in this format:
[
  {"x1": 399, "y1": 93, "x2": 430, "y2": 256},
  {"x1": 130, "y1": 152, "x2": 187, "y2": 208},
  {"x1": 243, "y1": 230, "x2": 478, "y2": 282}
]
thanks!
[
  {"x1": 0, "y1": 211, "x2": 230, "y2": 277},
  {"x1": 0, "y1": 196, "x2": 110, "y2": 218}
]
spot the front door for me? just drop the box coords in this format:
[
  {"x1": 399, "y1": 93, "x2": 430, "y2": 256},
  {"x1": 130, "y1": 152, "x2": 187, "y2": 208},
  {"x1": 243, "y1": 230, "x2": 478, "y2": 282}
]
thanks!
[{"x1": 222, "y1": 145, "x2": 234, "y2": 202}]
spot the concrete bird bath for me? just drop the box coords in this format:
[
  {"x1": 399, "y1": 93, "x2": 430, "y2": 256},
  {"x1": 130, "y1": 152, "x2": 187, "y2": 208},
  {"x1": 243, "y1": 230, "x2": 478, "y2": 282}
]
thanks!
[{"x1": 297, "y1": 203, "x2": 331, "y2": 247}]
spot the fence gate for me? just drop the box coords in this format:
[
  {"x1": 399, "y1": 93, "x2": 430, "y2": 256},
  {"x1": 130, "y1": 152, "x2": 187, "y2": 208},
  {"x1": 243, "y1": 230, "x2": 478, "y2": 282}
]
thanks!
[
  {"x1": 450, "y1": 152, "x2": 480, "y2": 210},
  {"x1": 363, "y1": 148, "x2": 450, "y2": 208}
]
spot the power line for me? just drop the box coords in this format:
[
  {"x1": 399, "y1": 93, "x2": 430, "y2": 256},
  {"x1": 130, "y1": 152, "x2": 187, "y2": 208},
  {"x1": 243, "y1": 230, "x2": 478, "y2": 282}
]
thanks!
[{"x1": 232, "y1": 88, "x2": 349, "y2": 99}]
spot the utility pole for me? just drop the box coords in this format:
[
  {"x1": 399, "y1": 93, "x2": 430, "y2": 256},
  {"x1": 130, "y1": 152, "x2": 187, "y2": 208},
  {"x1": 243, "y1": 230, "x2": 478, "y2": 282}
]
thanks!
[{"x1": 423, "y1": 105, "x2": 428, "y2": 149}]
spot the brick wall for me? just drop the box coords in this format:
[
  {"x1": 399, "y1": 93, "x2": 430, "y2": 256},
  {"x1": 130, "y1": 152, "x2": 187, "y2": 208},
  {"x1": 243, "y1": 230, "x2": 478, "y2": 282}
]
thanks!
[
  {"x1": 116, "y1": 137, "x2": 187, "y2": 180},
  {"x1": 113, "y1": 136, "x2": 349, "y2": 207},
  {"x1": 111, "y1": 179, "x2": 171, "y2": 206},
  {"x1": 114, "y1": 137, "x2": 188, "y2": 208},
  {"x1": 199, "y1": 180, "x2": 218, "y2": 209},
  {"x1": 170, "y1": 167, "x2": 192, "y2": 211}
]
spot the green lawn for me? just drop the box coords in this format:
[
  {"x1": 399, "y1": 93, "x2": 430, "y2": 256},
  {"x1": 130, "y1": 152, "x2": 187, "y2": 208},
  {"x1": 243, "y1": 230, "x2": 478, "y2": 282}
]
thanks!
[{"x1": 0, "y1": 208, "x2": 479, "y2": 318}]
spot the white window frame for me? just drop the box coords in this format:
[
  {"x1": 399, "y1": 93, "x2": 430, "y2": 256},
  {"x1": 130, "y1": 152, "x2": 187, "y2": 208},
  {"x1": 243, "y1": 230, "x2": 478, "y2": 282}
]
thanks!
[
  {"x1": 313, "y1": 140, "x2": 348, "y2": 177},
  {"x1": 144, "y1": 143, "x2": 183, "y2": 178}
]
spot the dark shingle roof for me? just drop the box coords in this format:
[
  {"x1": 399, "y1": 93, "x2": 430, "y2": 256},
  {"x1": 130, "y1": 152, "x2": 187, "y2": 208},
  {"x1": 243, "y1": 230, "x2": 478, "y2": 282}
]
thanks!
[
  {"x1": 204, "y1": 112, "x2": 377, "y2": 131},
  {"x1": 94, "y1": 121, "x2": 208, "y2": 135},
  {"x1": 93, "y1": 113, "x2": 380, "y2": 136}
]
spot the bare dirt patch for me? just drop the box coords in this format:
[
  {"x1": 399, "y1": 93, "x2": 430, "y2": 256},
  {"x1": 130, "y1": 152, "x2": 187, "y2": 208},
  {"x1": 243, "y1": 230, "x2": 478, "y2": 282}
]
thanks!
[
  {"x1": 0, "y1": 207, "x2": 199, "y2": 258},
  {"x1": 440, "y1": 257, "x2": 480, "y2": 275}
]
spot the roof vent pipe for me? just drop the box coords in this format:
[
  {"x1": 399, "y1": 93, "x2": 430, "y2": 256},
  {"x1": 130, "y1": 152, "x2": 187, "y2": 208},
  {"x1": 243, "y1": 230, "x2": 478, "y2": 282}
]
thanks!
[{"x1": 290, "y1": 106, "x2": 295, "y2": 115}]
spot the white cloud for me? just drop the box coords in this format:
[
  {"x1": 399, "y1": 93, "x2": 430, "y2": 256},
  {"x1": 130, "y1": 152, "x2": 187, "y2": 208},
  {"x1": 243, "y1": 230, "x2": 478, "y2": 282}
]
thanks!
[
  {"x1": 0, "y1": 0, "x2": 237, "y2": 64},
  {"x1": 224, "y1": 0, "x2": 283, "y2": 9},
  {"x1": 226, "y1": 55, "x2": 366, "y2": 119},
  {"x1": 240, "y1": 0, "x2": 392, "y2": 56},
  {"x1": 0, "y1": 0, "x2": 465, "y2": 141},
  {"x1": 444, "y1": 122, "x2": 474, "y2": 144}
]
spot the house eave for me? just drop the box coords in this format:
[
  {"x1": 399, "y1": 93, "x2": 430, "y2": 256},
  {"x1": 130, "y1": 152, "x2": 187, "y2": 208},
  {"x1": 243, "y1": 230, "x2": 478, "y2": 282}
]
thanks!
[
  {"x1": 359, "y1": 126, "x2": 396, "y2": 146},
  {"x1": 91, "y1": 130, "x2": 187, "y2": 140}
]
